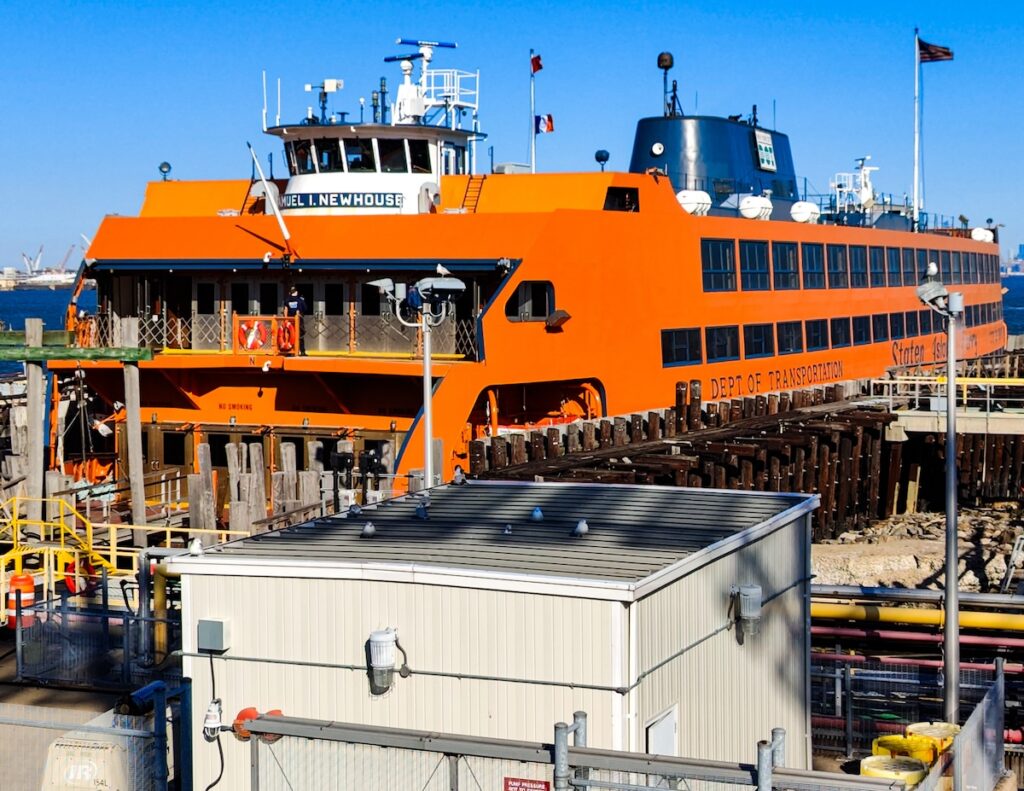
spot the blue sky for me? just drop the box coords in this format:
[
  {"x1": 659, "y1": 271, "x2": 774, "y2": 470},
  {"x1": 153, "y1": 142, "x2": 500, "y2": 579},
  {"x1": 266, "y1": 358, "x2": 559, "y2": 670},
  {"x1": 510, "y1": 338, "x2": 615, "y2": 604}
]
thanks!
[{"x1": 1, "y1": 0, "x2": 1021, "y2": 269}]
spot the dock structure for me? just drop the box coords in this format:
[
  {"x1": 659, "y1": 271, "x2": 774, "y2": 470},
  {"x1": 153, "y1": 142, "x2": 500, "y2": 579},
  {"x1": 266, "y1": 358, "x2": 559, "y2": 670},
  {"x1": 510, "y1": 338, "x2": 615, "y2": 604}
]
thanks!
[{"x1": 473, "y1": 352, "x2": 1024, "y2": 540}]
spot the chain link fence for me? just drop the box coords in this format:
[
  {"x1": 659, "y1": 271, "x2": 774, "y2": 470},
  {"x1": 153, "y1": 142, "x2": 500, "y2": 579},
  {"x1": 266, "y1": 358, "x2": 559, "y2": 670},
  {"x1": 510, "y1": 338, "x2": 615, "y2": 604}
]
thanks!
[
  {"x1": 15, "y1": 596, "x2": 182, "y2": 689},
  {"x1": 810, "y1": 655, "x2": 994, "y2": 755}
]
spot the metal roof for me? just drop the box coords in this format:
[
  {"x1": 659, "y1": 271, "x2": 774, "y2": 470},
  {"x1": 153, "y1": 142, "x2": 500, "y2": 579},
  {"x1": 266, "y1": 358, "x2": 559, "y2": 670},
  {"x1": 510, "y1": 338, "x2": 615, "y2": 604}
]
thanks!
[{"x1": 199, "y1": 481, "x2": 815, "y2": 586}]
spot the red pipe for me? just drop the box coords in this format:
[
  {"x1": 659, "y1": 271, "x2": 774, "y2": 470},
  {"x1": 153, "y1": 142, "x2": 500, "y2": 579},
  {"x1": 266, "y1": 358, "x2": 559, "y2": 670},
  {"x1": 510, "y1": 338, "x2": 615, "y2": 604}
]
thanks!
[
  {"x1": 811, "y1": 716, "x2": 1023, "y2": 744},
  {"x1": 813, "y1": 624, "x2": 1024, "y2": 650},
  {"x1": 813, "y1": 651, "x2": 1024, "y2": 674}
]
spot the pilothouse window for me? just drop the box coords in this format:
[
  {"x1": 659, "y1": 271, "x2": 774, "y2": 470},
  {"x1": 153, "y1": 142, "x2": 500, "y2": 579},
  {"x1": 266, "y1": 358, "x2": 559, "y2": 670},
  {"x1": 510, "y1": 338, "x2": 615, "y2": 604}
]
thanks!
[
  {"x1": 289, "y1": 140, "x2": 315, "y2": 175},
  {"x1": 315, "y1": 138, "x2": 343, "y2": 173},
  {"x1": 378, "y1": 139, "x2": 409, "y2": 173},
  {"x1": 344, "y1": 138, "x2": 376, "y2": 172},
  {"x1": 409, "y1": 139, "x2": 432, "y2": 173},
  {"x1": 505, "y1": 281, "x2": 555, "y2": 322}
]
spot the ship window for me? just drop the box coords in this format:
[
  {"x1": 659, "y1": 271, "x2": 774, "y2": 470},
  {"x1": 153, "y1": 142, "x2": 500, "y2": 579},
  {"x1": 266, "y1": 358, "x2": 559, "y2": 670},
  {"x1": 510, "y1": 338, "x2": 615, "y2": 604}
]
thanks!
[
  {"x1": 163, "y1": 432, "x2": 186, "y2": 466},
  {"x1": 701, "y1": 238, "x2": 736, "y2": 291},
  {"x1": 801, "y1": 243, "x2": 824, "y2": 289},
  {"x1": 777, "y1": 321, "x2": 803, "y2": 354},
  {"x1": 409, "y1": 139, "x2": 432, "y2": 173},
  {"x1": 938, "y1": 250, "x2": 951, "y2": 284},
  {"x1": 743, "y1": 323, "x2": 774, "y2": 358},
  {"x1": 324, "y1": 283, "x2": 345, "y2": 316},
  {"x1": 230, "y1": 283, "x2": 250, "y2": 316},
  {"x1": 830, "y1": 317, "x2": 851, "y2": 348},
  {"x1": 921, "y1": 252, "x2": 937, "y2": 284},
  {"x1": 919, "y1": 309, "x2": 932, "y2": 334},
  {"x1": 853, "y1": 315, "x2": 871, "y2": 345},
  {"x1": 966, "y1": 305, "x2": 975, "y2": 327},
  {"x1": 259, "y1": 283, "x2": 278, "y2": 315},
  {"x1": 869, "y1": 247, "x2": 886, "y2": 287},
  {"x1": 705, "y1": 325, "x2": 740, "y2": 362},
  {"x1": 964, "y1": 252, "x2": 975, "y2": 283},
  {"x1": 826, "y1": 245, "x2": 849, "y2": 289},
  {"x1": 196, "y1": 282, "x2": 216, "y2": 315},
  {"x1": 772, "y1": 242, "x2": 799, "y2": 290},
  {"x1": 505, "y1": 281, "x2": 555, "y2": 322},
  {"x1": 937, "y1": 252, "x2": 954, "y2": 284},
  {"x1": 344, "y1": 138, "x2": 376, "y2": 172},
  {"x1": 314, "y1": 138, "x2": 343, "y2": 173},
  {"x1": 208, "y1": 433, "x2": 230, "y2": 467},
  {"x1": 872, "y1": 314, "x2": 889, "y2": 342},
  {"x1": 361, "y1": 283, "x2": 383, "y2": 316},
  {"x1": 905, "y1": 311, "x2": 919, "y2": 337},
  {"x1": 661, "y1": 327, "x2": 702, "y2": 366},
  {"x1": 951, "y1": 252, "x2": 962, "y2": 285},
  {"x1": 604, "y1": 187, "x2": 640, "y2": 212},
  {"x1": 849, "y1": 246, "x2": 868, "y2": 288},
  {"x1": 890, "y1": 312, "x2": 905, "y2": 340},
  {"x1": 378, "y1": 138, "x2": 409, "y2": 173},
  {"x1": 739, "y1": 241, "x2": 770, "y2": 291},
  {"x1": 887, "y1": 248, "x2": 902, "y2": 287},
  {"x1": 293, "y1": 140, "x2": 316, "y2": 174},
  {"x1": 902, "y1": 248, "x2": 916, "y2": 285},
  {"x1": 805, "y1": 319, "x2": 828, "y2": 351},
  {"x1": 280, "y1": 436, "x2": 306, "y2": 471}
]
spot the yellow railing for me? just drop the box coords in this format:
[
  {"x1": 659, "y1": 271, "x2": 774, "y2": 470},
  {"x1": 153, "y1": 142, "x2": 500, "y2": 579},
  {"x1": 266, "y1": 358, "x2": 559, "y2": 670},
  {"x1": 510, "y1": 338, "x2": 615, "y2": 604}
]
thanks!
[{"x1": 0, "y1": 496, "x2": 249, "y2": 617}]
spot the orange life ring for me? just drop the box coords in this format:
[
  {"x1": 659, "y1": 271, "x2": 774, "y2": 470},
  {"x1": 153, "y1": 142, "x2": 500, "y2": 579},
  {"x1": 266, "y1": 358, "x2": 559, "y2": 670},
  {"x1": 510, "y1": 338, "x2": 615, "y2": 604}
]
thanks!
[
  {"x1": 63, "y1": 559, "x2": 100, "y2": 596},
  {"x1": 237, "y1": 320, "x2": 268, "y2": 350},
  {"x1": 276, "y1": 322, "x2": 295, "y2": 353}
]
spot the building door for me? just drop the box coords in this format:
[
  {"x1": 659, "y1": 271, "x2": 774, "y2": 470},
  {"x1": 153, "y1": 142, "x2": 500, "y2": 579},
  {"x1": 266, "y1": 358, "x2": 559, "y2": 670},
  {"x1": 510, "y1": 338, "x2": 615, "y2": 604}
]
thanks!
[{"x1": 645, "y1": 706, "x2": 678, "y2": 788}]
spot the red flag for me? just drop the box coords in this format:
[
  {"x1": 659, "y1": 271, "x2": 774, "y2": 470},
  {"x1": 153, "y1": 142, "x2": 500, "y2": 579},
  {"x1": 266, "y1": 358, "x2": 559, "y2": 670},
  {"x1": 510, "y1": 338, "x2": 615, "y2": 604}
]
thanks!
[
  {"x1": 530, "y1": 53, "x2": 543, "y2": 74},
  {"x1": 918, "y1": 38, "x2": 953, "y2": 63}
]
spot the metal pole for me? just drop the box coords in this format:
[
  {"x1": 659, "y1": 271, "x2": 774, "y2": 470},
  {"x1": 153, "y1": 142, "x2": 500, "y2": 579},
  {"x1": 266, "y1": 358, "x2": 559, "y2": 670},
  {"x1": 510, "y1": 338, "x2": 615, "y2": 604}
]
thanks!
[
  {"x1": 153, "y1": 681, "x2": 168, "y2": 791},
  {"x1": 529, "y1": 50, "x2": 537, "y2": 174},
  {"x1": 756, "y1": 740, "x2": 772, "y2": 791},
  {"x1": 250, "y1": 736, "x2": 261, "y2": 791},
  {"x1": 945, "y1": 293, "x2": 963, "y2": 724},
  {"x1": 912, "y1": 29, "x2": 920, "y2": 230},
  {"x1": 422, "y1": 312, "x2": 434, "y2": 488},
  {"x1": 843, "y1": 663, "x2": 853, "y2": 758},
  {"x1": 553, "y1": 722, "x2": 569, "y2": 790},
  {"x1": 573, "y1": 711, "x2": 588, "y2": 784},
  {"x1": 771, "y1": 727, "x2": 785, "y2": 767},
  {"x1": 14, "y1": 590, "x2": 23, "y2": 680},
  {"x1": 180, "y1": 679, "x2": 193, "y2": 791},
  {"x1": 122, "y1": 317, "x2": 147, "y2": 526}
]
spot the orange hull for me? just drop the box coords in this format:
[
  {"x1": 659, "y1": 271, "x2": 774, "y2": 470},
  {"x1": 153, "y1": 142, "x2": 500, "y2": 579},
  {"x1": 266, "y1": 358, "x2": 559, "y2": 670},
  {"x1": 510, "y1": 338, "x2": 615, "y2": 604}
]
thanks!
[{"x1": 53, "y1": 172, "x2": 1005, "y2": 485}]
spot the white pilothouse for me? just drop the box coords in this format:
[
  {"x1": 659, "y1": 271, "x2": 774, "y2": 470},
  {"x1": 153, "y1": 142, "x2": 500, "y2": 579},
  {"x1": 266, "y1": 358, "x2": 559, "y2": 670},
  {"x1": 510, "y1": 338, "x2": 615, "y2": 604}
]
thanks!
[{"x1": 264, "y1": 38, "x2": 481, "y2": 217}]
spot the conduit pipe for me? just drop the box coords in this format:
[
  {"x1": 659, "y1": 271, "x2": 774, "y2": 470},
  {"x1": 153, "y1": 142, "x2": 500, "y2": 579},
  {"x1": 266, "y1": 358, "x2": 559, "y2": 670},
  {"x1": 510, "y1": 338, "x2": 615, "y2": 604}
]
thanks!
[
  {"x1": 813, "y1": 650, "x2": 1024, "y2": 674},
  {"x1": 812, "y1": 624, "x2": 1024, "y2": 650},
  {"x1": 811, "y1": 602, "x2": 1024, "y2": 631},
  {"x1": 813, "y1": 584, "x2": 1024, "y2": 610},
  {"x1": 811, "y1": 715, "x2": 1023, "y2": 744}
]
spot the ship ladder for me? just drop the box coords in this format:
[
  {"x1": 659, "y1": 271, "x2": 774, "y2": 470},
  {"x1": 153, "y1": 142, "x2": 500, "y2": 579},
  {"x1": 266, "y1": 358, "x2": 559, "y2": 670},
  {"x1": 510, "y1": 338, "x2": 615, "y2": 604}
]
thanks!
[{"x1": 461, "y1": 175, "x2": 486, "y2": 213}]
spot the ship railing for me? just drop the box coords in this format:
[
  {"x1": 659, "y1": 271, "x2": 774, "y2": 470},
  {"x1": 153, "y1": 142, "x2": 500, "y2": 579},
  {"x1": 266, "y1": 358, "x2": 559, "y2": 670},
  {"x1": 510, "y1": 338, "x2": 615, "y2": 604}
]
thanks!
[
  {"x1": 79, "y1": 309, "x2": 480, "y2": 360},
  {"x1": 873, "y1": 374, "x2": 1024, "y2": 415}
]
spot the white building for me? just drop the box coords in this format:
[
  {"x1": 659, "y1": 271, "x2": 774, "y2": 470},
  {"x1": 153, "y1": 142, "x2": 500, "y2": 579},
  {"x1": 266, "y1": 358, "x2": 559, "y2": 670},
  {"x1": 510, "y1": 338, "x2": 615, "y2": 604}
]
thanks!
[{"x1": 171, "y1": 480, "x2": 818, "y2": 788}]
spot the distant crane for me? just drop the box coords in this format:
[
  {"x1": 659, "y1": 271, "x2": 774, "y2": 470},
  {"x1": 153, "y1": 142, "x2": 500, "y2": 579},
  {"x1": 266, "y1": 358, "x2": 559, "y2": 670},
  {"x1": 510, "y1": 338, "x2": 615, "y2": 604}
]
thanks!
[
  {"x1": 56, "y1": 244, "x2": 75, "y2": 272},
  {"x1": 20, "y1": 245, "x2": 43, "y2": 274}
]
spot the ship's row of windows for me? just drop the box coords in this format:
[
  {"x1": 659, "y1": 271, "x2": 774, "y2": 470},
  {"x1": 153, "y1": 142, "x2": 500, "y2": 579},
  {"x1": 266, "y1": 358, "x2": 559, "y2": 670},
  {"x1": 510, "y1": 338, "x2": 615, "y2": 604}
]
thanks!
[
  {"x1": 285, "y1": 138, "x2": 437, "y2": 176},
  {"x1": 700, "y1": 238, "x2": 1001, "y2": 293},
  {"x1": 661, "y1": 301, "x2": 1003, "y2": 365}
]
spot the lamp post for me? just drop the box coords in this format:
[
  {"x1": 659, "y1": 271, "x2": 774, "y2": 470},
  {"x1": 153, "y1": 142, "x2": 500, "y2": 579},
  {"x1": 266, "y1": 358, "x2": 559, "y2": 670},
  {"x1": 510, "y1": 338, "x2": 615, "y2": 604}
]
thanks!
[
  {"x1": 371, "y1": 275, "x2": 465, "y2": 489},
  {"x1": 917, "y1": 264, "x2": 963, "y2": 724}
]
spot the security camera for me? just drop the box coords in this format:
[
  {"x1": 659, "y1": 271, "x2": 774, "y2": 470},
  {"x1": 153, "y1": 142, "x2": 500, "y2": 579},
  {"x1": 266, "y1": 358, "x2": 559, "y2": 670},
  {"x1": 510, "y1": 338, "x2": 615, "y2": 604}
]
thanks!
[
  {"x1": 415, "y1": 276, "x2": 466, "y2": 305},
  {"x1": 368, "y1": 278, "x2": 395, "y2": 295}
]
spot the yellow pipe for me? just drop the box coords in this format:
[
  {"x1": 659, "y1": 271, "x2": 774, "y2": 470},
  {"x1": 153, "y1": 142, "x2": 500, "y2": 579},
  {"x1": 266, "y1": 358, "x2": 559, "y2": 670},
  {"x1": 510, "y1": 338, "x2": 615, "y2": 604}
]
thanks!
[
  {"x1": 812, "y1": 602, "x2": 1024, "y2": 631},
  {"x1": 154, "y1": 567, "x2": 168, "y2": 661}
]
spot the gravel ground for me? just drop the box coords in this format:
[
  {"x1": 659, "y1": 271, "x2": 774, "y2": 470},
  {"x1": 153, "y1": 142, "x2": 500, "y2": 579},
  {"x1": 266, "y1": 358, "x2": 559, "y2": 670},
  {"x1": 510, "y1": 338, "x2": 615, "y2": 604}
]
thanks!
[{"x1": 812, "y1": 503, "x2": 1023, "y2": 593}]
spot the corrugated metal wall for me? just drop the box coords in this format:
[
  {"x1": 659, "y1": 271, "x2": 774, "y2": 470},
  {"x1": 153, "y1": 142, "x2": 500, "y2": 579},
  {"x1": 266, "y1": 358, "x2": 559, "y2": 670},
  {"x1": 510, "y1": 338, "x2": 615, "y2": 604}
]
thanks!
[
  {"x1": 636, "y1": 515, "x2": 810, "y2": 767},
  {"x1": 184, "y1": 577, "x2": 619, "y2": 788}
]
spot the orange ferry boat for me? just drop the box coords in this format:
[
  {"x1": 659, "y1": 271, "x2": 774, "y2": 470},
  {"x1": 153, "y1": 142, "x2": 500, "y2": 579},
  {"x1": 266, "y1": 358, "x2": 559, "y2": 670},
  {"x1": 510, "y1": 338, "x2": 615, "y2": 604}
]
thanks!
[{"x1": 52, "y1": 42, "x2": 1005, "y2": 496}]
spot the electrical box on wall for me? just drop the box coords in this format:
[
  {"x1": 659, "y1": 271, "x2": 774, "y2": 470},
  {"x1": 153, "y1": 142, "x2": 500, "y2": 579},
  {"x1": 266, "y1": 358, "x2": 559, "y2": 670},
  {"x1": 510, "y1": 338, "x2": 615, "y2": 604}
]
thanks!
[{"x1": 197, "y1": 618, "x2": 230, "y2": 654}]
